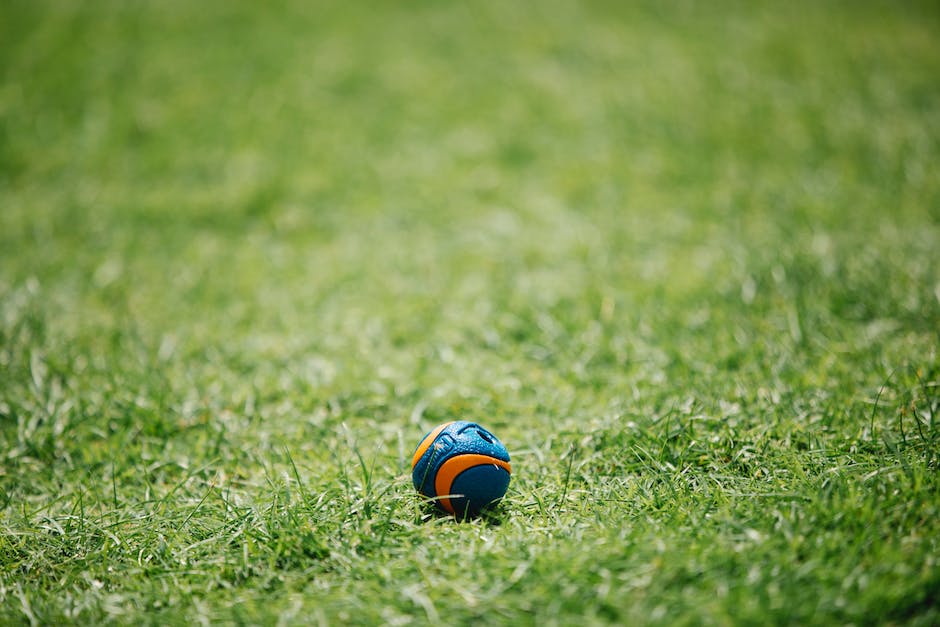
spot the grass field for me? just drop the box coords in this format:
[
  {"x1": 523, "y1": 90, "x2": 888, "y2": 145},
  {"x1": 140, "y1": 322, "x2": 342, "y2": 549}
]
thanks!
[{"x1": 2, "y1": 0, "x2": 939, "y2": 624}]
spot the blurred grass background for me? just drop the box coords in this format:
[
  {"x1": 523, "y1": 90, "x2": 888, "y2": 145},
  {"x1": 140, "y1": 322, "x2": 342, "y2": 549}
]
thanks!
[{"x1": 1, "y1": 0, "x2": 939, "y2": 624}]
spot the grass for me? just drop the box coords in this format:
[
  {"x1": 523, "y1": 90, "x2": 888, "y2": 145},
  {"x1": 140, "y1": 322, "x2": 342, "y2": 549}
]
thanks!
[{"x1": 1, "y1": 0, "x2": 939, "y2": 623}]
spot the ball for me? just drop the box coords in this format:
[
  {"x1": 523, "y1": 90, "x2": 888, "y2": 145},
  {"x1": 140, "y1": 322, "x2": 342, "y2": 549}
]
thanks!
[{"x1": 411, "y1": 421, "x2": 511, "y2": 518}]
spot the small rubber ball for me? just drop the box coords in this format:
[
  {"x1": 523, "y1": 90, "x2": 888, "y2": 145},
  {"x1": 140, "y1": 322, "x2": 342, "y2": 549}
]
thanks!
[{"x1": 411, "y1": 421, "x2": 511, "y2": 518}]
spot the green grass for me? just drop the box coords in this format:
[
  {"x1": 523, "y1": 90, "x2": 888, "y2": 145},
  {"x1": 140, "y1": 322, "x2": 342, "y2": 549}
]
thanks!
[{"x1": 2, "y1": 0, "x2": 939, "y2": 623}]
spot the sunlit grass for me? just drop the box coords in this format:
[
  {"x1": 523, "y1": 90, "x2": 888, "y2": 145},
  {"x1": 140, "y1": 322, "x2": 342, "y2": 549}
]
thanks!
[{"x1": 1, "y1": 0, "x2": 939, "y2": 624}]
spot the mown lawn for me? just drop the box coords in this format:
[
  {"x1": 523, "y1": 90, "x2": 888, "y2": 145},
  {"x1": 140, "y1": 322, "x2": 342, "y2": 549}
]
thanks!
[{"x1": 1, "y1": 0, "x2": 939, "y2": 624}]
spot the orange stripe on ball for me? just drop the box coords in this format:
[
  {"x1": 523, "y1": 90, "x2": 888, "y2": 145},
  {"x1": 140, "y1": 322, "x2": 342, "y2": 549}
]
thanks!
[
  {"x1": 410, "y1": 421, "x2": 456, "y2": 469},
  {"x1": 434, "y1": 454, "x2": 512, "y2": 514}
]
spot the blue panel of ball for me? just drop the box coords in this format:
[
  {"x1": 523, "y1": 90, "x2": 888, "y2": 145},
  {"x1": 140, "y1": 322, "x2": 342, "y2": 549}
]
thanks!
[{"x1": 448, "y1": 464, "x2": 511, "y2": 517}]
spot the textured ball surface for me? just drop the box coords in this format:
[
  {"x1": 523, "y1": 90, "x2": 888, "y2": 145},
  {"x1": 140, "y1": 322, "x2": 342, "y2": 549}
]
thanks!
[{"x1": 411, "y1": 421, "x2": 511, "y2": 517}]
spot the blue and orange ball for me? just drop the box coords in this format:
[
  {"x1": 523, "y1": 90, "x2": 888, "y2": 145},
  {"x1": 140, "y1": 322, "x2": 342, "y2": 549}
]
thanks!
[{"x1": 411, "y1": 421, "x2": 511, "y2": 518}]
